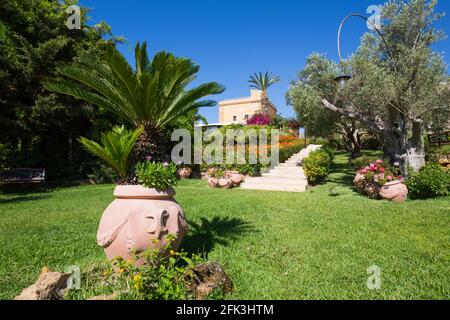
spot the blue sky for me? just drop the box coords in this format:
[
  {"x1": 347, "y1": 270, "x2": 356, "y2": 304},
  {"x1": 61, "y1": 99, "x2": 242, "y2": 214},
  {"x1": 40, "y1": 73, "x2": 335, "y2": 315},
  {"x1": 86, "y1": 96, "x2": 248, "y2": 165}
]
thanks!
[{"x1": 79, "y1": 0, "x2": 450, "y2": 123}]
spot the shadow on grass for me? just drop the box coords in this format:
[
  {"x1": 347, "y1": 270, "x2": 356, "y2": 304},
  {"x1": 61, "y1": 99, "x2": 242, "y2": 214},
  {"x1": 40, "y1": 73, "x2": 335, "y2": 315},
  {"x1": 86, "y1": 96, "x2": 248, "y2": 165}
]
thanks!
[
  {"x1": 182, "y1": 216, "x2": 254, "y2": 257},
  {"x1": 0, "y1": 194, "x2": 52, "y2": 204}
]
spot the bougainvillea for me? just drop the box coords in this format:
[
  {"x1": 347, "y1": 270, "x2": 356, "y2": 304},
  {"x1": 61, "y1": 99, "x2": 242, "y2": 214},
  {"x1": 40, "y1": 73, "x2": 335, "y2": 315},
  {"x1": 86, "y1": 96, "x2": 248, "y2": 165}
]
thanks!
[
  {"x1": 246, "y1": 113, "x2": 270, "y2": 126},
  {"x1": 356, "y1": 159, "x2": 402, "y2": 186}
]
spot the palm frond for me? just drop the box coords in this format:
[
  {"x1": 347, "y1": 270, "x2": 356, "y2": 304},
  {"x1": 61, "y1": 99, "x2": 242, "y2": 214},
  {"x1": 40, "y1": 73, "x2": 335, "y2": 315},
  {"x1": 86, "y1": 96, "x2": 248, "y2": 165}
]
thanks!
[{"x1": 79, "y1": 126, "x2": 144, "y2": 179}]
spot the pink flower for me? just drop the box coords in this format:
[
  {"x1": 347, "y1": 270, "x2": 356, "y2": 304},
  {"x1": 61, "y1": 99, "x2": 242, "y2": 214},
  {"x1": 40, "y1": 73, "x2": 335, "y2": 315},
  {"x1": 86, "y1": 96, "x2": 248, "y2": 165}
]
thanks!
[
  {"x1": 380, "y1": 167, "x2": 385, "y2": 174},
  {"x1": 361, "y1": 169, "x2": 368, "y2": 174},
  {"x1": 387, "y1": 175, "x2": 393, "y2": 181},
  {"x1": 376, "y1": 159, "x2": 383, "y2": 164}
]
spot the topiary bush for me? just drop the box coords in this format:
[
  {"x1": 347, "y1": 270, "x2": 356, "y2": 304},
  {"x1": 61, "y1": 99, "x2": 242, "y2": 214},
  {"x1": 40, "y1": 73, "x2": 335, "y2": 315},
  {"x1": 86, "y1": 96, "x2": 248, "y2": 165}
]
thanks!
[
  {"x1": 406, "y1": 163, "x2": 450, "y2": 199},
  {"x1": 303, "y1": 149, "x2": 332, "y2": 185}
]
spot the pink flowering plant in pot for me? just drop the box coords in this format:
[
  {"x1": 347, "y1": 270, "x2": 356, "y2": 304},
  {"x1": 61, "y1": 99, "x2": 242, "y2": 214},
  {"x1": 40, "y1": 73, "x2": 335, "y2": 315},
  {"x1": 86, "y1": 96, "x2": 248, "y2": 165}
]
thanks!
[{"x1": 355, "y1": 160, "x2": 408, "y2": 202}]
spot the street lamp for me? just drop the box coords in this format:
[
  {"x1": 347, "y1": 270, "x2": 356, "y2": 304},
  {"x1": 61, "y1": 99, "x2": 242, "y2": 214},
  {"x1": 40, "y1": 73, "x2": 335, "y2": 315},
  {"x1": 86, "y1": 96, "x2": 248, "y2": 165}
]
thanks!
[{"x1": 335, "y1": 13, "x2": 398, "y2": 86}]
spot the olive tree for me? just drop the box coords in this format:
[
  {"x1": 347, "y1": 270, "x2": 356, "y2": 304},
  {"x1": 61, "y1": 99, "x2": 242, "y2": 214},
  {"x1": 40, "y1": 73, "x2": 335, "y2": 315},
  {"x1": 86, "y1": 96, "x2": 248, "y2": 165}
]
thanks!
[{"x1": 321, "y1": 0, "x2": 450, "y2": 174}]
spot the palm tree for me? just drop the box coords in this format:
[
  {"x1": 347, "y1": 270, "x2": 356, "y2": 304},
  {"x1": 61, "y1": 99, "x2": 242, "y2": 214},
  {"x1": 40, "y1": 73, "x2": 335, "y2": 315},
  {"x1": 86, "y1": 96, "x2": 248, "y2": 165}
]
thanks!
[
  {"x1": 79, "y1": 126, "x2": 143, "y2": 182},
  {"x1": 248, "y1": 72, "x2": 280, "y2": 115},
  {"x1": 44, "y1": 42, "x2": 225, "y2": 162}
]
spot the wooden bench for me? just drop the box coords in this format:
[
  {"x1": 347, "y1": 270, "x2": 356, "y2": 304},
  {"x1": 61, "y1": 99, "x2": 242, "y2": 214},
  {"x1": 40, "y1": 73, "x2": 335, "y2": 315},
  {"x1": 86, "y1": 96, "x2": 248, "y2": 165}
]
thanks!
[{"x1": 0, "y1": 168, "x2": 46, "y2": 185}]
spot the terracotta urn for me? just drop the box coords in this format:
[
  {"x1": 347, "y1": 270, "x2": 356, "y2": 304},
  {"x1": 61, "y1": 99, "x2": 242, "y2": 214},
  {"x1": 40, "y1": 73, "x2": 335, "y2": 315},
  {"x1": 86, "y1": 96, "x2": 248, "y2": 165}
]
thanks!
[
  {"x1": 177, "y1": 167, "x2": 192, "y2": 179},
  {"x1": 97, "y1": 185, "x2": 188, "y2": 265},
  {"x1": 379, "y1": 181, "x2": 408, "y2": 203}
]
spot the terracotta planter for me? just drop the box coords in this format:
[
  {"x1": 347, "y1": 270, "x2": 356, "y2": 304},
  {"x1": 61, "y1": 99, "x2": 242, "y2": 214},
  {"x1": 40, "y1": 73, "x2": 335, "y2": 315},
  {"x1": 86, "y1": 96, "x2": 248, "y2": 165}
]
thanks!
[
  {"x1": 96, "y1": 185, "x2": 188, "y2": 265},
  {"x1": 177, "y1": 167, "x2": 192, "y2": 179},
  {"x1": 379, "y1": 181, "x2": 408, "y2": 203}
]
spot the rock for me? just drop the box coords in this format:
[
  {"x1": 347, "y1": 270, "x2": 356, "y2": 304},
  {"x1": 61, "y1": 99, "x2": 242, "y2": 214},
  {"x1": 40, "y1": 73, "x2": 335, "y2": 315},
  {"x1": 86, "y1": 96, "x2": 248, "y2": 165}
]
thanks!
[
  {"x1": 208, "y1": 178, "x2": 218, "y2": 188},
  {"x1": 218, "y1": 178, "x2": 232, "y2": 189},
  {"x1": 230, "y1": 173, "x2": 243, "y2": 186},
  {"x1": 15, "y1": 271, "x2": 70, "y2": 300},
  {"x1": 88, "y1": 293, "x2": 117, "y2": 300},
  {"x1": 379, "y1": 181, "x2": 408, "y2": 203},
  {"x1": 190, "y1": 262, "x2": 233, "y2": 300}
]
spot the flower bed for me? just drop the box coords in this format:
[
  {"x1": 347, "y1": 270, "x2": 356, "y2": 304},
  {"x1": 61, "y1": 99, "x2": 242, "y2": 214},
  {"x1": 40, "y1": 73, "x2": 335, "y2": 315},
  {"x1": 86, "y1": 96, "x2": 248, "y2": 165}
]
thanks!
[{"x1": 354, "y1": 159, "x2": 408, "y2": 202}]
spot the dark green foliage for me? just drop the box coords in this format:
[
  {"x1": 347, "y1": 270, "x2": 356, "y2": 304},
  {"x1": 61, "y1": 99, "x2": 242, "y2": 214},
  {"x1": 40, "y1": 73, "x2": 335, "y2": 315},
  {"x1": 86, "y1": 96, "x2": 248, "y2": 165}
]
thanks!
[
  {"x1": 0, "y1": 0, "x2": 121, "y2": 179},
  {"x1": 303, "y1": 149, "x2": 332, "y2": 184},
  {"x1": 135, "y1": 162, "x2": 179, "y2": 189},
  {"x1": 406, "y1": 164, "x2": 450, "y2": 199}
]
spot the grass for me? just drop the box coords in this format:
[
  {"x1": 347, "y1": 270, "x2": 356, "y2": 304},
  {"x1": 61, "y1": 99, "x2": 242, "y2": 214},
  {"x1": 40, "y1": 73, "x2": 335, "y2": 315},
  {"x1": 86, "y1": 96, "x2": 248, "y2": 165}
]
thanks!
[{"x1": 0, "y1": 152, "x2": 449, "y2": 300}]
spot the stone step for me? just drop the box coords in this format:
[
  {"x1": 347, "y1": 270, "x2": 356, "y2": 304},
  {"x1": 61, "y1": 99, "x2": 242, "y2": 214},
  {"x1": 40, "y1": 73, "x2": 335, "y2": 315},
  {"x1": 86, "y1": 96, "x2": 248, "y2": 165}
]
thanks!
[
  {"x1": 240, "y1": 183, "x2": 307, "y2": 193},
  {"x1": 262, "y1": 173, "x2": 307, "y2": 179},
  {"x1": 278, "y1": 163, "x2": 300, "y2": 167},
  {"x1": 269, "y1": 167, "x2": 300, "y2": 173},
  {"x1": 242, "y1": 177, "x2": 306, "y2": 185}
]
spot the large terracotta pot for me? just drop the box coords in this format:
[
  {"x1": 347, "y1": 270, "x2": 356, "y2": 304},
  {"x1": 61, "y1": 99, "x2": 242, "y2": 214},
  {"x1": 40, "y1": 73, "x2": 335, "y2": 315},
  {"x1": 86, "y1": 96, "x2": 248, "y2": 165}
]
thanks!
[
  {"x1": 379, "y1": 181, "x2": 408, "y2": 203},
  {"x1": 96, "y1": 185, "x2": 188, "y2": 265}
]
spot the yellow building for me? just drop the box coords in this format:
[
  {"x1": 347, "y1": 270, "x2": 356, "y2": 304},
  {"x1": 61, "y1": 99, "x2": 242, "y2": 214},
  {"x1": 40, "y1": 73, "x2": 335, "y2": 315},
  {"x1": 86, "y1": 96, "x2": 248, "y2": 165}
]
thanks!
[{"x1": 218, "y1": 89, "x2": 277, "y2": 124}]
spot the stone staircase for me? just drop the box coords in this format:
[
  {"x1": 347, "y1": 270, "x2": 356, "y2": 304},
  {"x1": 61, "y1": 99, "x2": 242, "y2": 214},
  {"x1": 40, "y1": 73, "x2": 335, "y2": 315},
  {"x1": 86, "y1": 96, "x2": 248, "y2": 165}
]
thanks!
[{"x1": 240, "y1": 145, "x2": 322, "y2": 193}]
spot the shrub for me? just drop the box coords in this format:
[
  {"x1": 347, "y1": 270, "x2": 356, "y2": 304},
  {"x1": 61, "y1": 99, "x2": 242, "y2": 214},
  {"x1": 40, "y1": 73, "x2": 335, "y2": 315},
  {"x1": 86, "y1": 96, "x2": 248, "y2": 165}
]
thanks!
[
  {"x1": 321, "y1": 145, "x2": 335, "y2": 161},
  {"x1": 406, "y1": 164, "x2": 450, "y2": 199},
  {"x1": 66, "y1": 236, "x2": 203, "y2": 300},
  {"x1": 246, "y1": 113, "x2": 270, "y2": 125},
  {"x1": 303, "y1": 149, "x2": 332, "y2": 184},
  {"x1": 351, "y1": 155, "x2": 380, "y2": 170},
  {"x1": 85, "y1": 162, "x2": 119, "y2": 184},
  {"x1": 135, "y1": 161, "x2": 179, "y2": 189}
]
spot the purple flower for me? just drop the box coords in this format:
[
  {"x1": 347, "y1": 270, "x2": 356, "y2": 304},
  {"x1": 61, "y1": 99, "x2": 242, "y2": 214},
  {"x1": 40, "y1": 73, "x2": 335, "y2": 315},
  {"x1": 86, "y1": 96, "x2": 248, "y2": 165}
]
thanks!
[
  {"x1": 145, "y1": 155, "x2": 152, "y2": 161},
  {"x1": 163, "y1": 162, "x2": 169, "y2": 167}
]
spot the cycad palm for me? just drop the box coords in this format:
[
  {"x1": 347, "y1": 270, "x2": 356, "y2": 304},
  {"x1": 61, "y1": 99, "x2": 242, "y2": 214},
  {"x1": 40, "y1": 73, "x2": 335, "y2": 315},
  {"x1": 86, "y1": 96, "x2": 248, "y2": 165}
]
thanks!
[
  {"x1": 44, "y1": 42, "x2": 225, "y2": 161},
  {"x1": 79, "y1": 126, "x2": 143, "y2": 181}
]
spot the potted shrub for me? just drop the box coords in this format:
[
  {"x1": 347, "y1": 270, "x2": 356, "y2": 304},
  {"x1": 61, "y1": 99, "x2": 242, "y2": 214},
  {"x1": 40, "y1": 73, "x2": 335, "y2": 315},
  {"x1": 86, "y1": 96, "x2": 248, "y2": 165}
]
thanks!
[
  {"x1": 79, "y1": 126, "x2": 188, "y2": 265},
  {"x1": 355, "y1": 160, "x2": 408, "y2": 202}
]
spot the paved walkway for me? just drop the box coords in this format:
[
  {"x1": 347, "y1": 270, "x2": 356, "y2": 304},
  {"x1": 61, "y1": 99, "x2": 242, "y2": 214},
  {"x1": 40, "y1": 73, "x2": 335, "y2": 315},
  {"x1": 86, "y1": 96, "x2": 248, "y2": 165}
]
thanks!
[{"x1": 240, "y1": 145, "x2": 322, "y2": 193}]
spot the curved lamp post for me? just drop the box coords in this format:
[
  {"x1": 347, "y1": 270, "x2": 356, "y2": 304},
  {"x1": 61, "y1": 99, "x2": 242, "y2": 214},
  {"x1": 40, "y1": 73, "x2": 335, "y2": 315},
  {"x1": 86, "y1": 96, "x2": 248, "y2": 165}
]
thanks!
[{"x1": 335, "y1": 13, "x2": 398, "y2": 84}]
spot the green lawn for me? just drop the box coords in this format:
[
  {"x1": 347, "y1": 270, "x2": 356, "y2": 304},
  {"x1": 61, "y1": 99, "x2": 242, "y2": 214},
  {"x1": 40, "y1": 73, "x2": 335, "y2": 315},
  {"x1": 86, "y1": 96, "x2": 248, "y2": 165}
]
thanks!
[{"x1": 1, "y1": 153, "x2": 449, "y2": 300}]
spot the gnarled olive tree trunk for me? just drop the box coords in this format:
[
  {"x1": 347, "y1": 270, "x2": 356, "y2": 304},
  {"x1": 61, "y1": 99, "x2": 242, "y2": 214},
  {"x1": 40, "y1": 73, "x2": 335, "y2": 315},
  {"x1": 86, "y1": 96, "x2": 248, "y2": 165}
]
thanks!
[{"x1": 322, "y1": 99, "x2": 425, "y2": 176}]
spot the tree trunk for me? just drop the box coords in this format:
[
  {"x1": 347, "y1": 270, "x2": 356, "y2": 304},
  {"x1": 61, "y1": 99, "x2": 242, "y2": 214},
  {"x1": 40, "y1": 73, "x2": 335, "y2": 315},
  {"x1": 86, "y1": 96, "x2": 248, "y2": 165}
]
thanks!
[
  {"x1": 132, "y1": 125, "x2": 170, "y2": 166},
  {"x1": 68, "y1": 130, "x2": 73, "y2": 166},
  {"x1": 383, "y1": 119, "x2": 425, "y2": 176}
]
